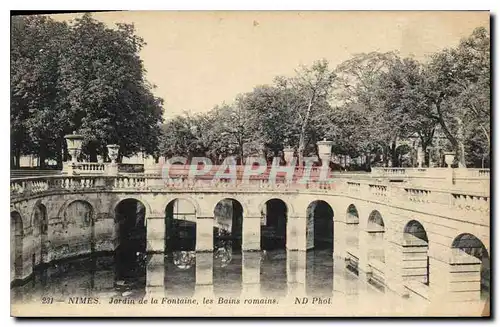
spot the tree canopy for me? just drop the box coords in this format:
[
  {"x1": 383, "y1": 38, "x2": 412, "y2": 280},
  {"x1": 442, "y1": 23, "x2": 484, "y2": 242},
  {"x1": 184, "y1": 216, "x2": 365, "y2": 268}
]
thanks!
[
  {"x1": 11, "y1": 16, "x2": 489, "y2": 169},
  {"x1": 159, "y1": 27, "x2": 489, "y2": 169},
  {"x1": 11, "y1": 14, "x2": 164, "y2": 168}
]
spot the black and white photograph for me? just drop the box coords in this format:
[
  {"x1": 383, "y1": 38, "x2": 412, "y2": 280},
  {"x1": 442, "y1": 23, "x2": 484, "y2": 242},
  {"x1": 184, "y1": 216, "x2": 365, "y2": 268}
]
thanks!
[{"x1": 9, "y1": 10, "x2": 491, "y2": 317}]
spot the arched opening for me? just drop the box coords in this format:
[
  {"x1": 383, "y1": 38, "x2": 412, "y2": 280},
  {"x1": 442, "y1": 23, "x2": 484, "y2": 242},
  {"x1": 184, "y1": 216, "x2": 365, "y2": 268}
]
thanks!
[
  {"x1": 164, "y1": 199, "x2": 197, "y2": 296},
  {"x1": 260, "y1": 199, "x2": 288, "y2": 250},
  {"x1": 213, "y1": 198, "x2": 243, "y2": 252},
  {"x1": 114, "y1": 199, "x2": 147, "y2": 291},
  {"x1": 345, "y1": 204, "x2": 360, "y2": 274},
  {"x1": 165, "y1": 199, "x2": 197, "y2": 252},
  {"x1": 11, "y1": 211, "x2": 23, "y2": 281},
  {"x1": 306, "y1": 200, "x2": 334, "y2": 250},
  {"x1": 260, "y1": 199, "x2": 288, "y2": 297},
  {"x1": 64, "y1": 200, "x2": 94, "y2": 255},
  {"x1": 366, "y1": 210, "x2": 385, "y2": 290},
  {"x1": 452, "y1": 233, "x2": 490, "y2": 299},
  {"x1": 305, "y1": 201, "x2": 334, "y2": 296},
  {"x1": 33, "y1": 203, "x2": 48, "y2": 266},
  {"x1": 213, "y1": 198, "x2": 243, "y2": 296},
  {"x1": 367, "y1": 210, "x2": 385, "y2": 263},
  {"x1": 403, "y1": 220, "x2": 429, "y2": 285}
]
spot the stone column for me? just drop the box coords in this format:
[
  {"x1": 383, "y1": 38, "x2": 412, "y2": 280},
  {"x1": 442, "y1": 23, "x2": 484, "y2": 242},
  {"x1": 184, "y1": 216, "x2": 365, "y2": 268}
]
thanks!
[
  {"x1": 287, "y1": 250, "x2": 306, "y2": 296},
  {"x1": 242, "y1": 251, "x2": 261, "y2": 296},
  {"x1": 384, "y1": 239, "x2": 407, "y2": 296},
  {"x1": 286, "y1": 216, "x2": 307, "y2": 251},
  {"x1": 333, "y1": 220, "x2": 347, "y2": 259},
  {"x1": 195, "y1": 252, "x2": 214, "y2": 296},
  {"x1": 196, "y1": 216, "x2": 214, "y2": 252},
  {"x1": 242, "y1": 215, "x2": 261, "y2": 251},
  {"x1": 146, "y1": 253, "x2": 165, "y2": 296},
  {"x1": 146, "y1": 215, "x2": 165, "y2": 253}
]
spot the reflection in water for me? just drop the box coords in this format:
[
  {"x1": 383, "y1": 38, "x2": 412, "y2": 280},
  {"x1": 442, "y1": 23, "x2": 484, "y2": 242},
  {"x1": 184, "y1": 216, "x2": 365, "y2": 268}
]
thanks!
[
  {"x1": 165, "y1": 251, "x2": 196, "y2": 296},
  {"x1": 12, "y1": 249, "x2": 392, "y2": 304},
  {"x1": 214, "y1": 251, "x2": 242, "y2": 297},
  {"x1": 306, "y1": 249, "x2": 333, "y2": 296},
  {"x1": 260, "y1": 249, "x2": 288, "y2": 298}
]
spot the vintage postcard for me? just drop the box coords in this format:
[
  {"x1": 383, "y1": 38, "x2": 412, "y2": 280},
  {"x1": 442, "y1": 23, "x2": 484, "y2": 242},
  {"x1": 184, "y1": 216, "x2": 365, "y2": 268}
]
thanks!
[{"x1": 10, "y1": 10, "x2": 490, "y2": 317}]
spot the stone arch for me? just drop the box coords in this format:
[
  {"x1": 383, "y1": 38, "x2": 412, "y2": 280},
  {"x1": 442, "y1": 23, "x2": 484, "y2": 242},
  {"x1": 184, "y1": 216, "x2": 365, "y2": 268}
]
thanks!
[
  {"x1": 11, "y1": 211, "x2": 24, "y2": 280},
  {"x1": 346, "y1": 204, "x2": 360, "y2": 224},
  {"x1": 210, "y1": 194, "x2": 250, "y2": 217},
  {"x1": 258, "y1": 196, "x2": 293, "y2": 217},
  {"x1": 31, "y1": 201, "x2": 48, "y2": 266},
  {"x1": 368, "y1": 210, "x2": 385, "y2": 230},
  {"x1": 63, "y1": 200, "x2": 95, "y2": 255},
  {"x1": 306, "y1": 200, "x2": 334, "y2": 250},
  {"x1": 64, "y1": 200, "x2": 94, "y2": 227},
  {"x1": 165, "y1": 197, "x2": 198, "y2": 252},
  {"x1": 163, "y1": 195, "x2": 201, "y2": 218},
  {"x1": 111, "y1": 196, "x2": 152, "y2": 220},
  {"x1": 114, "y1": 198, "x2": 148, "y2": 288},
  {"x1": 451, "y1": 233, "x2": 490, "y2": 299},
  {"x1": 213, "y1": 198, "x2": 244, "y2": 251},
  {"x1": 367, "y1": 210, "x2": 385, "y2": 264},
  {"x1": 260, "y1": 198, "x2": 289, "y2": 250},
  {"x1": 403, "y1": 220, "x2": 429, "y2": 285},
  {"x1": 345, "y1": 204, "x2": 360, "y2": 273}
]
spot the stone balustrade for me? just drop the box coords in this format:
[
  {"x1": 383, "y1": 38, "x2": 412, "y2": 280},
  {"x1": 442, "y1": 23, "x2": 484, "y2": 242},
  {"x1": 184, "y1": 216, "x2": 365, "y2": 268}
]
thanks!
[
  {"x1": 74, "y1": 162, "x2": 106, "y2": 174},
  {"x1": 10, "y1": 167, "x2": 490, "y2": 227}
]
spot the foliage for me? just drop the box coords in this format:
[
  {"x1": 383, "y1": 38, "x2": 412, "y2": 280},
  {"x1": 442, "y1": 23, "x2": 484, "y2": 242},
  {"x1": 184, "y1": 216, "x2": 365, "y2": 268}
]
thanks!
[{"x1": 11, "y1": 14, "x2": 164, "y2": 167}]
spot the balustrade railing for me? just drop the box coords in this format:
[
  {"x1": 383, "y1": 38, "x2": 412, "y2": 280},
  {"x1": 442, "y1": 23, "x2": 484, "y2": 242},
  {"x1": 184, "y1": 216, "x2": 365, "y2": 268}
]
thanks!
[{"x1": 10, "y1": 168, "x2": 490, "y2": 224}]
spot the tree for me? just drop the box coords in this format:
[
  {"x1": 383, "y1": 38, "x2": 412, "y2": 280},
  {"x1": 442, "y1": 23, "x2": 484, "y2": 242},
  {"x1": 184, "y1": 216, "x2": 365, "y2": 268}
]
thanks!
[
  {"x1": 423, "y1": 27, "x2": 490, "y2": 167},
  {"x1": 11, "y1": 15, "x2": 70, "y2": 168},
  {"x1": 374, "y1": 57, "x2": 437, "y2": 166},
  {"x1": 11, "y1": 14, "x2": 164, "y2": 167},
  {"x1": 333, "y1": 52, "x2": 398, "y2": 167},
  {"x1": 285, "y1": 59, "x2": 336, "y2": 165},
  {"x1": 58, "y1": 14, "x2": 164, "y2": 161}
]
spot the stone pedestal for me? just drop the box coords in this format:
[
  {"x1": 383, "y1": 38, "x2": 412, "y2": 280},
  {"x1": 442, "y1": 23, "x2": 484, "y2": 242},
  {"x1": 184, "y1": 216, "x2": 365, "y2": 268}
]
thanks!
[
  {"x1": 287, "y1": 216, "x2": 307, "y2": 251},
  {"x1": 196, "y1": 217, "x2": 214, "y2": 252},
  {"x1": 146, "y1": 216, "x2": 165, "y2": 253},
  {"x1": 106, "y1": 163, "x2": 118, "y2": 176},
  {"x1": 242, "y1": 216, "x2": 261, "y2": 251}
]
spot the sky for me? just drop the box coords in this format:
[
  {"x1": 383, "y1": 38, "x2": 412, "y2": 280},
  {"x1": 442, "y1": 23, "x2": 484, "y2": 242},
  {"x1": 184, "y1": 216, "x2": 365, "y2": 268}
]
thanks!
[{"x1": 50, "y1": 11, "x2": 489, "y2": 120}]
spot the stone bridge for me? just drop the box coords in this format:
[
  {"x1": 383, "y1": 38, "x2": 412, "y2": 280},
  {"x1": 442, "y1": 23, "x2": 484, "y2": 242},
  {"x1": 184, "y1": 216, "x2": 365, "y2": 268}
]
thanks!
[{"x1": 10, "y1": 164, "x2": 490, "y2": 305}]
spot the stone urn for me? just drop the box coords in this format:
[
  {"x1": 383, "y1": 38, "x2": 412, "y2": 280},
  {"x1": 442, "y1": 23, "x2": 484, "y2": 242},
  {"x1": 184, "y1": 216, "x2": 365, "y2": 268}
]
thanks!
[
  {"x1": 107, "y1": 144, "x2": 120, "y2": 164},
  {"x1": 64, "y1": 132, "x2": 84, "y2": 163},
  {"x1": 317, "y1": 138, "x2": 333, "y2": 167},
  {"x1": 283, "y1": 146, "x2": 295, "y2": 165},
  {"x1": 443, "y1": 151, "x2": 455, "y2": 168}
]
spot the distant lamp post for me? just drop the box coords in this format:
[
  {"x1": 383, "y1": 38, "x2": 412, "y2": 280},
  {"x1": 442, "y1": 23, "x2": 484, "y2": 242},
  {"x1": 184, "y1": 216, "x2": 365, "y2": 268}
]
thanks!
[
  {"x1": 107, "y1": 144, "x2": 120, "y2": 164},
  {"x1": 283, "y1": 146, "x2": 295, "y2": 165},
  {"x1": 64, "y1": 132, "x2": 84, "y2": 163}
]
